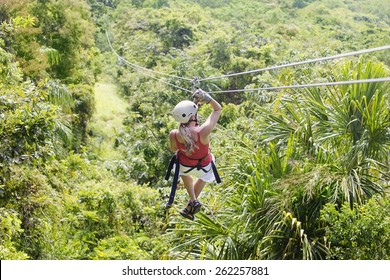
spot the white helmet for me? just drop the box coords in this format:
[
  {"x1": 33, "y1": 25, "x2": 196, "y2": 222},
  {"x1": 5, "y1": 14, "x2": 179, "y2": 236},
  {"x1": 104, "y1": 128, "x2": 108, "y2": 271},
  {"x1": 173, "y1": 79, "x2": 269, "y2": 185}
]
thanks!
[{"x1": 172, "y1": 100, "x2": 198, "y2": 123}]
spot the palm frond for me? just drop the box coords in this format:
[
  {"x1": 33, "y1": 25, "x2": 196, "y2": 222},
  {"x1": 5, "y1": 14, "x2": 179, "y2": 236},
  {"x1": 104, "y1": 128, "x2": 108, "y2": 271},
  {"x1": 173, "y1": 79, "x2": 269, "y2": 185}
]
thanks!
[
  {"x1": 45, "y1": 80, "x2": 74, "y2": 114},
  {"x1": 260, "y1": 211, "x2": 329, "y2": 260},
  {"x1": 40, "y1": 46, "x2": 61, "y2": 66},
  {"x1": 53, "y1": 118, "x2": 73, "y2": 148}
]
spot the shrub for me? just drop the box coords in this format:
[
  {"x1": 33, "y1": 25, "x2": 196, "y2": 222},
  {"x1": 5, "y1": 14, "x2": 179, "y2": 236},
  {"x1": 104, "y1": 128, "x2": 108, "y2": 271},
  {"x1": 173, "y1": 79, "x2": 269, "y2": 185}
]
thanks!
[
  {"x1": 0, "y1": 208, "x2": 29, "y2": 260},
  {"x1": 321, "y1": 197, "x2": 390, "y2": 259}
]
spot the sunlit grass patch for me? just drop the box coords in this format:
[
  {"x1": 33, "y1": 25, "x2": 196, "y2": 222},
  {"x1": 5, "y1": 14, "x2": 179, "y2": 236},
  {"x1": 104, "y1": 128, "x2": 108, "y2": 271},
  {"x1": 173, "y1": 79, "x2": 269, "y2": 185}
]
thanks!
[{"x1": 89, "y1": 83, "x2": 128, "y2": 160}]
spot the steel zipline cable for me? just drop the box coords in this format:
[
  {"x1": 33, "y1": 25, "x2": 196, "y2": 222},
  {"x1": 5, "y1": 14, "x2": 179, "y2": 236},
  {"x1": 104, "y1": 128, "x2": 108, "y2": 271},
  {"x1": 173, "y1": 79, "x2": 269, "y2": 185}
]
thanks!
[
  {"x1": 106, "y1": 31, "x2": 192, "y2": 82},
  {"x1": 199, "y1": 45, "x2": 390, "y2": 82},
  {"x1": 105, "y1": 31, "x2": 193, "y2": 93},
  {"x1": 118, "y1": 55, "x2": 193, "y2": 93},
  {"x1": 207, "y1": 77, "x2": 390, "y2": 94},
  {"x1": 106, "y1": 30, "x2": 389, "y2": 94}
]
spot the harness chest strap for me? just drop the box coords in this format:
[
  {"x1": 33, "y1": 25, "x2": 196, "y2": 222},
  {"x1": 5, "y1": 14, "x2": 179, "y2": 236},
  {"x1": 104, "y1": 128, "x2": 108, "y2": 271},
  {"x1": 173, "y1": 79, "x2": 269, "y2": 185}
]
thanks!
[{"x1": 181, "y1": 151, "x2": 211, "y2": 173}]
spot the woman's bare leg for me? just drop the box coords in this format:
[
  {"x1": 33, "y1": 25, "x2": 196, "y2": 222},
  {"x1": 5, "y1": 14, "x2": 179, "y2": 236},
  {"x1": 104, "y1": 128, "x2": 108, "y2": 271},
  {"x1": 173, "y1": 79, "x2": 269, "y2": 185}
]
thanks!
[
  {"x1": 194, "y1": 179, "x2": 207, "y2": 199},
  {"x1": 180, "y1": 175, "x2": 196, "y2": 202}
]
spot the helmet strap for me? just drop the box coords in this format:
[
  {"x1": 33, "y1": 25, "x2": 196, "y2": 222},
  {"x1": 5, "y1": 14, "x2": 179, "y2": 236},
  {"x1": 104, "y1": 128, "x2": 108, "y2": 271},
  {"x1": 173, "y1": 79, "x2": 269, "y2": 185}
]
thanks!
[
  {"x1": 181, "y1": 114, "x2": 198, "y2": 126},
  {"x1": 188, "y1": 119, "x2": 198, "y2": 126},
  {"x1": 189, "y1": 113, "x2": 199, "y2": 126}
]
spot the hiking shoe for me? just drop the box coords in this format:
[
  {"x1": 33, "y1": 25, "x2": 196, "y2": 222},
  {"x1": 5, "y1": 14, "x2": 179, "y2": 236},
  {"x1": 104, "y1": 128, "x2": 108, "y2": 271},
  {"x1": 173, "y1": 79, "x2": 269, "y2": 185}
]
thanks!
[
  {"x1": 179, "y1": 207, "x2": 194, "y2": 220},
  {"x1": 191, "y1": 200, "x2": 202, "y2": 214}
]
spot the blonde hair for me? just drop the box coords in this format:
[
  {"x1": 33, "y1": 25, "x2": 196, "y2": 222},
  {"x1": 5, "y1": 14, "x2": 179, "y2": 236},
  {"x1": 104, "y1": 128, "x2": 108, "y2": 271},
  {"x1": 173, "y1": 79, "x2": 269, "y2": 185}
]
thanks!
[{"x1": 179, "y1": 124, "x2": 198, "y2": 154}]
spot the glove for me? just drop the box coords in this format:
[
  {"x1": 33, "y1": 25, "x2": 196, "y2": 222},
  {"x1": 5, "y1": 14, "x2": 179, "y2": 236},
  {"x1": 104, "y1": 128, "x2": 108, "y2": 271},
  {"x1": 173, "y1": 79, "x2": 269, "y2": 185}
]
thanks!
[{"x1": 192, "y1": 88, "x2": 213, "y2": 104}]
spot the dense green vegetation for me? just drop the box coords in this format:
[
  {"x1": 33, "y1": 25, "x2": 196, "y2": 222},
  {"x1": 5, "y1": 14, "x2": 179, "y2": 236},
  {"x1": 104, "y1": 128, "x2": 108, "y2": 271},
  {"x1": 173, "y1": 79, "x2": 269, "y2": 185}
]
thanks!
[{"x1": 1, "y1": 0, "x2": 389, "y2": 260}]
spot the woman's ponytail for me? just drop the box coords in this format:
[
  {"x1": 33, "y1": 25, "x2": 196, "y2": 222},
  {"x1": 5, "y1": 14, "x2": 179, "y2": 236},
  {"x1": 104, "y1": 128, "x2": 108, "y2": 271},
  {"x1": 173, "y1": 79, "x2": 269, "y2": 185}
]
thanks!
[{"x1": 178, "y1": 124, "x2": 198, "y2": 154}]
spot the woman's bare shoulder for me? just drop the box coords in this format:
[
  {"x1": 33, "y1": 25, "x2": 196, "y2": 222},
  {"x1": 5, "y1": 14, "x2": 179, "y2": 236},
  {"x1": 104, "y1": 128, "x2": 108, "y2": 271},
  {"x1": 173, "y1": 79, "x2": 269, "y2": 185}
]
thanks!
[{"x1": 198, "y1": 126, "x2": 209, "y2": 144}]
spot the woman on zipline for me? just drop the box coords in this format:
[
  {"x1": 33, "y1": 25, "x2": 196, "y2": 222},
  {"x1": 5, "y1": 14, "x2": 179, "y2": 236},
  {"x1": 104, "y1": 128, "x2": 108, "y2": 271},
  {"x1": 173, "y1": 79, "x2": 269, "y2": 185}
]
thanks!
[{"x1": 169, "y1": 89, "x2": 222, "y2": 220}]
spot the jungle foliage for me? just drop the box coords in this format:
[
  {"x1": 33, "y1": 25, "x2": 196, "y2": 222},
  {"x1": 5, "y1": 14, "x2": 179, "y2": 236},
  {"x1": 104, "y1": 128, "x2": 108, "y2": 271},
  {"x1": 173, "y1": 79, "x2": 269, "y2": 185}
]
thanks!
[{"x1": 1, "y1": 0, "x2": 389, "y2": 260}]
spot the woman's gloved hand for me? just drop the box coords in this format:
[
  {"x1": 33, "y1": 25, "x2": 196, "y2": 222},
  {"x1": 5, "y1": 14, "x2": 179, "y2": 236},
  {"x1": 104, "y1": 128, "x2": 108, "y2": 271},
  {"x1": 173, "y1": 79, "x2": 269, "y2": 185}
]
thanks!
[{"x1": 192, "y1": 88, "x2": 213, "y2": 104}]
